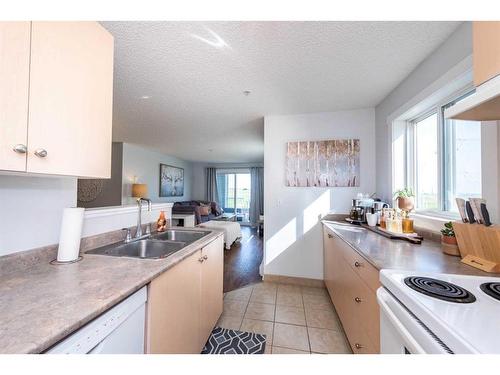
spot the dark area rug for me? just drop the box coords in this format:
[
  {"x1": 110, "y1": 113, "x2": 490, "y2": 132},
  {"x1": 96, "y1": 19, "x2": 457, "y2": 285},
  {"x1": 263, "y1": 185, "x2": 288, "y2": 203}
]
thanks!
[{"x1": 201, "y1": 327, "x2": 266, "y2": 354}]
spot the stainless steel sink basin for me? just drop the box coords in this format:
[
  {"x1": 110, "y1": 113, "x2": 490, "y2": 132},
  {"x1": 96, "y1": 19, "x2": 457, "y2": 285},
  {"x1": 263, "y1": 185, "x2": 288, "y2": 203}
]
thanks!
[
  {"x1": 86, "y1": 230, "x2": 211, "y2": 260},
  {"x1": 86, "y1": 239, "x2": 186, "y2": 259},
  {"x1": 151, "y1": 229, "x2": 209, "y2": 243}
]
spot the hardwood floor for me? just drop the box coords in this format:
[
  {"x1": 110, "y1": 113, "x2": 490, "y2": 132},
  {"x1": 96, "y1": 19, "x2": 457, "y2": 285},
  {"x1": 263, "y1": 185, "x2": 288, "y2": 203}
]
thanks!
[{"x1": 223, "y1": 226, "x2": 263, "y2": 293}]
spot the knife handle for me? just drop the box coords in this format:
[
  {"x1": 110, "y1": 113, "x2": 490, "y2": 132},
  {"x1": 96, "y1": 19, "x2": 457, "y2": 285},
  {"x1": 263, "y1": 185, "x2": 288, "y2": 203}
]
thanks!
[
  {"x1": 481, "y1": 203, "x2": 492, "y2": 226},
  {"x1": 466, "y1": 201, "x2": 476, "y2": 224}
]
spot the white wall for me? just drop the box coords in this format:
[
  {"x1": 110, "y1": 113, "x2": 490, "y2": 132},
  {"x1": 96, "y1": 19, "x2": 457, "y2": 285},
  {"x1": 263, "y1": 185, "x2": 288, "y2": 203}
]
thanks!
[
  {"x1": 375, "y1": 22, "x2": 473, "y2": 202},
  {"x1": 121, "y1": 143, "x2": 193, "y2": 205},
  {"x1": 0, "y1": 175, "x2": 77, "y2": 256},
  {"x1": 263, "y1": 109, "x2": 376, "y2": 280}
]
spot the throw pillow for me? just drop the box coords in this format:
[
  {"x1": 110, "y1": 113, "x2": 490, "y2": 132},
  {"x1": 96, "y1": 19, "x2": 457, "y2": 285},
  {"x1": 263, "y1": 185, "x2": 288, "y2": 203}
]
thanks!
[{"x1": 199, "y1": 205, "x2": 211, "y2": 216}]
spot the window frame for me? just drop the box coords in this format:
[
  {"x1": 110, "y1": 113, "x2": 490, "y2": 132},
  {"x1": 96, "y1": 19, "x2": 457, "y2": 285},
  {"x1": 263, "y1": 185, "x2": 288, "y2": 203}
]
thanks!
[{"x1": 402, "y1": 86, "x2": 477, "y2": 217}]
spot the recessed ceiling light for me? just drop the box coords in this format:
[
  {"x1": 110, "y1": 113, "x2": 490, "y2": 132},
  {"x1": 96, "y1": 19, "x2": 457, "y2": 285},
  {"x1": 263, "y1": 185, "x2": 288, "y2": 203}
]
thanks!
[
  {"x1": 243, "y1": 90, "x2": 251, "y2": 96},
  {"x1": 140, "y1": 95, "x2": 151, "y2": 100}
]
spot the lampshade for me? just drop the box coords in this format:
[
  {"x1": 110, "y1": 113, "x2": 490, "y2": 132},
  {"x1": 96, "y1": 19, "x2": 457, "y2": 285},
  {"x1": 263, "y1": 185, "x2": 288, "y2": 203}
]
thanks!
[{"x1": 132, "y1": 183, "x2": 148, "y2": 198}]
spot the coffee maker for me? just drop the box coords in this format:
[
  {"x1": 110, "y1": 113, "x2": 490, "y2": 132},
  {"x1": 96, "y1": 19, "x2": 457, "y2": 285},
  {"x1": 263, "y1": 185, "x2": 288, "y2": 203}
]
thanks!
[{"x1": 348, "y1": 198, "x2": 374, "y2": 223}]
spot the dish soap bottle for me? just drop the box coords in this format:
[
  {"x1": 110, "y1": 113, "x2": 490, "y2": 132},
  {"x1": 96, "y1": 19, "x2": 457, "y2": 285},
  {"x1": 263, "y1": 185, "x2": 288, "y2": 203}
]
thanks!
[{"x1": 157, "y1": 211, "x2": 167, "y2": 232}]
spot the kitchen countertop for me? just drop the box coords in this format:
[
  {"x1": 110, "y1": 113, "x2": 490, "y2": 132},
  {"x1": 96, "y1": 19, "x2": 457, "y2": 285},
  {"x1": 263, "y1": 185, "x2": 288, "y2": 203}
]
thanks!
[
  {"x1": 0, "y1": 228, "x2": 224, "y2": 354},
  {"x1": 322, "y1": 220, "x2": 497, "y2": 276}
]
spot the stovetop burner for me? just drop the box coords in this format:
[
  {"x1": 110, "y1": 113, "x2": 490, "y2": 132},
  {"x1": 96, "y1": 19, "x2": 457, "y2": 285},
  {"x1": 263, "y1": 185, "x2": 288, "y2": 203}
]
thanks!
[
  {"x1": 480, "y1": 282, "x2": 500, "y2": 301},
  {"x1": 404, "y1": 276, "x2": 476, "y2": 303}
]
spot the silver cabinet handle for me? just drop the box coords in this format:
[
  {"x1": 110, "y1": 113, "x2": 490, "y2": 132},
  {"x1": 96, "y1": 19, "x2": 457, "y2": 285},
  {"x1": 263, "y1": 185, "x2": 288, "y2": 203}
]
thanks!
[
  {"x1": 354, "y1": 261, "x2": 362, "y2": 268},
  {"x1": 355, "y1": 343, "x2": 363, "y2": 349},
  {"x1": 198, "y1": 257, "x2": 204, "y2": 263},
  {"x1": 13, "y1": 144, "x2": 27, "y2": 154},
  {"x1": 354, "y1": 297, "x2": 362, "y2": 303},
  {"x1": 327, "y1": 234, "x2": 333, "y2": 239},
  {"x1": 203, "y1": 255, "x2": 208, "y2": 260},
  {"x1": 34, "y1": 148, "x2": 48, "y2": 158}
]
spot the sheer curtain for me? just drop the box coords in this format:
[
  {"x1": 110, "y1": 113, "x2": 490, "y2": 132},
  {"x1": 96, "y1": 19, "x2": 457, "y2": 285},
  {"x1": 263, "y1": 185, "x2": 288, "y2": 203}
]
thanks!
[
  {"x1": 205, "y1": 167, "x2": 219, "y2": 203},
  {"x1": 249, "y1": 167, "x2": 264, "y2": 225}
]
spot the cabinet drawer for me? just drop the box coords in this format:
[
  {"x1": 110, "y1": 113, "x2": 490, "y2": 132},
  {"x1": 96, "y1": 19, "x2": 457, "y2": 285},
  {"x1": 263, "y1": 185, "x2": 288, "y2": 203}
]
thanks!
[
  {"x1": 337, "y1": 239, "x2": 380, "y2": 293},
  {"x1": 350, "y1": 273, "x2": 380, "y2": 352},
  {"x1": 341, "y1": 310, "x2": 378, "y2": 354},
  {"x1": 340, "y1": 265, "x2": 379, "y2": 353}
]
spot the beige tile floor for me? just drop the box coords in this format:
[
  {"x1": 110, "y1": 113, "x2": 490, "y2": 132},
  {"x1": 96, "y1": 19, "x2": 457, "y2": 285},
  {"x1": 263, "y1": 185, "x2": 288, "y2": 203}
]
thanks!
[{"x1": 218, "y1": 282, "x2": 352, "y2": 354}]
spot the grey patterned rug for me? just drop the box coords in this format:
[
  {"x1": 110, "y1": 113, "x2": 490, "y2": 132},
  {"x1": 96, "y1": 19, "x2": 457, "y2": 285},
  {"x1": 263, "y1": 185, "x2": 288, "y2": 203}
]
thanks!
[{"x1": 201, "y1": 327, "x2": 266, "y2": 354}]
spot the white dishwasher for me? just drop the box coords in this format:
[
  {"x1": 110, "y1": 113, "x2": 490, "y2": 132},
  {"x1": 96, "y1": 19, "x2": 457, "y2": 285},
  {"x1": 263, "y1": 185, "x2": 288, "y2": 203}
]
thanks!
[{"x1": 47, "y1": 286, "x2": 147, "y2": 354}]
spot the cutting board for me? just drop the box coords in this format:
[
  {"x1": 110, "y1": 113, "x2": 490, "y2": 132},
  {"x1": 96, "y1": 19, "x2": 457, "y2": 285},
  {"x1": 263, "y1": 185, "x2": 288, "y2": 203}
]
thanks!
[{"x1": 361, "y1": 224, "x2": 423, "y2": 244}]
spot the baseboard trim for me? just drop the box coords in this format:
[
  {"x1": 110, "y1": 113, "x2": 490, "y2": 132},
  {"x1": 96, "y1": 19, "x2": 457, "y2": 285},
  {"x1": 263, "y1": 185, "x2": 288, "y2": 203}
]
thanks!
[{"x1": 263, "y1": 274, "x2": 325, "y2": 288}]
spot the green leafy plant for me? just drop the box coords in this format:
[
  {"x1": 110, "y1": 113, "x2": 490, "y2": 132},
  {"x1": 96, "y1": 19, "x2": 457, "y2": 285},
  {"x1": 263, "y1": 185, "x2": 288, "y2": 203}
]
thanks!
[
  {"x1": 440, "y1": 221, "x2": 455, "y2": 237},
  {"x1": 393, "y1": 188, "x2": 414, "y2": 199}
]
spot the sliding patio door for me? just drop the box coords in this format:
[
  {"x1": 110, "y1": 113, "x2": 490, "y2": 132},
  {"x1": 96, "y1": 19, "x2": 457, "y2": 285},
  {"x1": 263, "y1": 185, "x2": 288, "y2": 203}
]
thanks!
[{"x1": 216, "y1": 171, "x2": 251, "y2": 223}]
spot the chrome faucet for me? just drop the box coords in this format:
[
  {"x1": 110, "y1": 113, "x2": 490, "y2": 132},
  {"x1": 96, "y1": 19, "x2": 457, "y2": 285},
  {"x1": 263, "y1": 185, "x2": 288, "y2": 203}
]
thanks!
[{"x1": 135, "y1": 197, "x2": 152, "y2": 239}]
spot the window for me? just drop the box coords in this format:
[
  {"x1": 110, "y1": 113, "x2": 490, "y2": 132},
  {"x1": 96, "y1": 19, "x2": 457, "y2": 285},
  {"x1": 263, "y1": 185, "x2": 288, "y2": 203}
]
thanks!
[
  {"x1": 400, "y1": 91, "x2": 481, "y2": 214},
  {"x1": 216, "y1": 171, "x2": 251, "y2": 223},
  {"x1": 413, "y1": 112, "x2": 439, "y2": 210}
]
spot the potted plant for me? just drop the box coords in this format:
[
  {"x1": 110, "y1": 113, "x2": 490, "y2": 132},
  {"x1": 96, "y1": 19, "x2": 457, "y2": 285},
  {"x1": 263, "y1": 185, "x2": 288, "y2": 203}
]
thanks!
[
  {"x1": 394, "y1": 188, "x2": 415, "y2": 211},
  {"x1": 441, "y1": 221, "x2": 460, "y2": 256}
]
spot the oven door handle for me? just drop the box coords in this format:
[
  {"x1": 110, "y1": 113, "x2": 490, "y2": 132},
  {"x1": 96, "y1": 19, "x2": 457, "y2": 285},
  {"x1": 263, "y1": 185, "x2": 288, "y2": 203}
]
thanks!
[{"x1": 377, "y1": 288, "x2": 427, "y2": 354}]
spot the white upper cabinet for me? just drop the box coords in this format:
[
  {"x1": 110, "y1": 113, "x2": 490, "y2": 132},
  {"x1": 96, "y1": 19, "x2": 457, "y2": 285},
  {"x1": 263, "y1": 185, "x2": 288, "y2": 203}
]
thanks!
[
  {"x1": 0, "y1": 21, "x2": 114, "y2": 178},
  {"x1": 0, "y1": 22, "x2": 31, "y2": 172}
]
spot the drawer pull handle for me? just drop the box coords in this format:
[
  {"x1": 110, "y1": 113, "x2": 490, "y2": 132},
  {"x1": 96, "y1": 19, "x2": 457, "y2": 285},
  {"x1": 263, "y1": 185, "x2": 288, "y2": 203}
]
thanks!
[
  {"x1": 355, "y1": 343, "x2": 363, "y2": 350},
  {"x1": 354, "y1": 297, "x2": 362, "y2": 303},
  {"x1": 203, "y1": 255, "x2": 208, "y2": 260},
  {"x1": 327, "y1": 234, "x2": 333, "y2": 238},
  {"x1": 198, "y1": 257, "x2": 204, "y2": 263},
  {"x1": 354, "y1": 261, "x2": 362, "y2": 267}
]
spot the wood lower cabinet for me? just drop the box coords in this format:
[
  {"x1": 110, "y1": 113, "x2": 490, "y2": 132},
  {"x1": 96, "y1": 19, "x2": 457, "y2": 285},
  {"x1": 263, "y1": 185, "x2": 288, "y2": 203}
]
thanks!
[
  {"x1": 323, "y1": 225, "x2": 380, "y2": 354},
  {"x1": 147, "y1": 250, "x2": 202, "y2": 354},
  {"x1": 146, "y1": 235, "x2": 224, "y2": 354},
  {"x1": 200, "y1": 236, "x2": 224, "y2": 348}
]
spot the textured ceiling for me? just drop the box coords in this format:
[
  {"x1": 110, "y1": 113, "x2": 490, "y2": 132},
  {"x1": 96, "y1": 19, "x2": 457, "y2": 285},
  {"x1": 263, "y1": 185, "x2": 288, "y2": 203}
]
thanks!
[{"x1": 101, "y1": 21, "x2": 461, "y2": 163}]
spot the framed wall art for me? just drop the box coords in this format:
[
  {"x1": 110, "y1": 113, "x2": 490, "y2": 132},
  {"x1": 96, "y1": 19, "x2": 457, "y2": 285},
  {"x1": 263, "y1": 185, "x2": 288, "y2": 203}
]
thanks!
[{"x1": 285, "y1": 139, "x2": 360, "y2": 187}]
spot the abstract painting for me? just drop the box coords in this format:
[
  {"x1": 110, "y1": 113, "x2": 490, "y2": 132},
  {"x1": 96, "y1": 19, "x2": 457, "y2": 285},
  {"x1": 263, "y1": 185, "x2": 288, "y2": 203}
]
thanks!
[
  {"x1": 159, "y1": 164, "x2": 184, "y2": 197},
  {"x1": 285, "y1": 139, "x2": 360, "y2": 187}
]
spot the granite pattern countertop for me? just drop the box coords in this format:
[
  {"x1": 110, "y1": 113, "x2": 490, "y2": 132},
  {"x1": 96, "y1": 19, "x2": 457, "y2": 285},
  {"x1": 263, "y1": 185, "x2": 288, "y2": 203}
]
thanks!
[
  {"x1": 322, "y1": 220, "x2": 497, "y2": 276},
  {"x1": 0, "y1": 228, "x2": 224, "y2": 354}
]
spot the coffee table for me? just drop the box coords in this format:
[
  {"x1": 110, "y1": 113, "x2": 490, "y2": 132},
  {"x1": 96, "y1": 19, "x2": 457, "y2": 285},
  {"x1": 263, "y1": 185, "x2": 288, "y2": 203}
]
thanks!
[{"x1": 213, "y1": 213, "x2": 237, "y2": 222}]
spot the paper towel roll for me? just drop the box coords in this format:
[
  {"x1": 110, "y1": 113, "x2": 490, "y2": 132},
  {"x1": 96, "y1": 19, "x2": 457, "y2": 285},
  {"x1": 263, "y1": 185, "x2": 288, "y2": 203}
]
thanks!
[{"x1": 57, "y1": 207, "x2": 85, "y2": 262}]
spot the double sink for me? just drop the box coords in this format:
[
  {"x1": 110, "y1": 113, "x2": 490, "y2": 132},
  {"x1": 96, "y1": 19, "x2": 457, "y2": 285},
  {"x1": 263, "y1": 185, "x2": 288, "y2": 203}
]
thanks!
[{"x1": 86, "y1": 229, "x2": 211, "y2": 260}]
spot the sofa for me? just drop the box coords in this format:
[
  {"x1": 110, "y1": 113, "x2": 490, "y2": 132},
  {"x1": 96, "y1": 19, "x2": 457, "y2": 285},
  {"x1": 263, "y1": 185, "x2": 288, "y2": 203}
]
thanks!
[{"x1": 172, "y1": 200, "x2": 223, "y2": 225}]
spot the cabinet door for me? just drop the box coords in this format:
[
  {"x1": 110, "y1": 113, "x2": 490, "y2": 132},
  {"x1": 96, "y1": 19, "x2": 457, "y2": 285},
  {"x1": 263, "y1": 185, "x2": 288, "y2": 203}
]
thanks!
[
  {"x1": 473, "y1": 21, "x2": 500, "y2": 86},
  {"x1": 200, "y1": 236, "x2": 224, "y2": 348},
  {"x1": 324, "y1": 229, "x2": 347, "y2": 312},
  {"x1": 146, "y1": 250, "x2": 202, "y2": 354},
  {"x1": 0, "y1": 22, "x2": 31, "y2": 172},
  {"x1": 27, "y1": 22, "x2": 114, "y2": 178},
  {"x1": 323, "y1": 228, "x2": 336, "y2": 297}
]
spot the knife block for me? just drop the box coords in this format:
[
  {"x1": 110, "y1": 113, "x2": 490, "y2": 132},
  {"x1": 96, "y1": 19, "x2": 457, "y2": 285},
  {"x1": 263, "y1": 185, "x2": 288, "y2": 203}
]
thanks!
[{"x1": 453, "y1": 221, "x2": 500, "y2": 273}]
